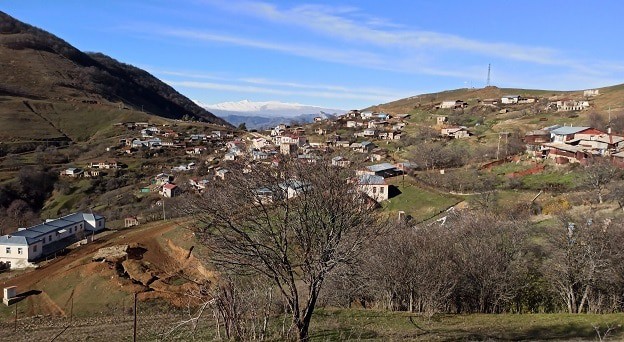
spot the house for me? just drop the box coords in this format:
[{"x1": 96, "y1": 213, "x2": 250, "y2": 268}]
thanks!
[
  {"x1": 378, "y1": 131, "x2": 401, "y2": 140},
  {"x1": 362, "y1": 128, "x2": 378, "y2": 137},
  {"x1": 251, "y1": 138, "x2": 270, "y2": 149},
  {"x1": 279, "y1": 135, "x2": 307, "y2": 147},
  {"x1": 224, "y1": 152, "x2": 237, "y2": 161},
  {"x1": 375, "y1": 113, "x2": 391, "y2": 120},
  {"x1": 0, "y1": 212, "x2": 106, "y2": 269},
  {"x1": 124, "y1": 217, "x2": 139, "y2": 228},
  {"x1": 357, "y1": 175, "x2": 389, "y2": 202},
  {"x1": 252, "y1": 150, "x2": 269, "y2": 160},
  {"x1": 315, "y1": 128, "x2": 327, "y2": 135},
  {"x1": 584, "y1": 89, "x2": 600, "y2": 97},
  {"x1": 359, "y1": 163, "x2": 402, "y2": 178},
  {"x1": 280, "y1": 143, "x2": 298, "y2": 155},
  {"x1": 61, "y1": 167, "x2": 84, "y2": 178},
  {"x1": 153, "y1": 173, "x2": 174, "y2": 185},
  {"x1": 90, "y1": 161, "x2": 118, "y2": 169},
  {"x1": 556, "y1": 99, "x2": 590, "y2": 111},
  {"x1": 215, "y1": 168, "x2": 229, "y2": 180},
  {"x1": 335, "y1": 141, "x2": 351, "y2": 148},
  {"x1": 569, "y1": 134, "x2": 624, "y2": 155},
  {"x1": 361, "y1": 111, "x2": 374, "y2": 119},
  {"x1": 331, "y1": 156, "x2": 351, "y2": 167},
  {"x1": 189, "y1": 178, "x2": 210, "y2": 192},
  {"x1": 346, "y1": 121, "x2": 364, "y2": 128},
  {"x1": 395, "y1": 162, "x2": 417, "y2": 173},
  {"x1": 161, "y1": 183, "x2": 181, "y2": 198},
  {"x1": 441, "y1": 126, "x2": 470, "y2": 139},
  {"x1": 313, "y1": 116, "x2": 323, "y2": 122},
  {"x1": 542, "y1": 143, "x2": 597, "y2": 164},
  {"x1": 518, "y1": 97, "x2": 537, "y2": 104},
  {"x1": 482, "y1": 99, "x2": 499, "y2": 106},
  {"x1": 186, "y1": 146, "x2": 207, "y2": 155},
  {"x1": 549, "y1": 126, "x2": 596, "y2": 143},
  {"x1": 278, "y1": 180, "x2": 311, "y2": 199},
  {"x1": 524, "y1": 130, "x2": 552, "y2": 155},
  {"x1": 352, "y1": 141, "x2": 375, "y2": 153},
  {"x1": 501, "y1": 95, "x2": 520, "y2": 104},
  {"x1": 436, "y1": 116, "x2": 448, "y2": 125},
  {"x1": 438, "y1": 100, "x2": 467, "y2": 109}
]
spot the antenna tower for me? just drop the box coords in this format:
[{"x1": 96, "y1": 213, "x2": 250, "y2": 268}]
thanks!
[{"x1": 486, "y1": 63, "x2": 491, "y2": 87}]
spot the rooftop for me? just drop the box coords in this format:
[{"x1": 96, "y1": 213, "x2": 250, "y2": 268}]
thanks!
[
  {"x1": 358, "y1": 175, "x2": 386, "y2": 185},
  {"x1": 550, "y1": 126, "x2": 591, "y2": 135},
  {"x1": 366, "y1": 163, "x2": 398, "y2": 173},
  {"x1": 0, "y1": 212, "x2": 104, "y2": 245}
]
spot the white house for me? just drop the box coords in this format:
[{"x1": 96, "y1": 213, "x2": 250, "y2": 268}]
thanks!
[
  {"x1": 357, "y1": 175, "x2": 389, "y2": 202},
  {"x1": 0, "y1": 212, "x2": 106, "y2": 269},
  {"x1": 161, "y1": 183, "x2": 181, "y2": 197},
  {"x1": 501, "y1": 95, "x2": 520, "y2": 104}
]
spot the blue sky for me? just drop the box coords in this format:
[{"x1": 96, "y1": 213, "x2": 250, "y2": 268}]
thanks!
[{"x1": 3, "y1": 0, "x2": 624, "y2": 109}]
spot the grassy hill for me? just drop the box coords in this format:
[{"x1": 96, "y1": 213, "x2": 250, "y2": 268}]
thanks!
[
  {"x1": 0, "y1": 11, "x2": 231, "y2": 132},
  {"x1": 367, "y1": 85, "x2": 624, "y2": 115}
]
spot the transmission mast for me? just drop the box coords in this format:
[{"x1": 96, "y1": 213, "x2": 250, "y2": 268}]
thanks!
[{"x1": 486, "y1": 63, "x2": 491, "y2": 87}]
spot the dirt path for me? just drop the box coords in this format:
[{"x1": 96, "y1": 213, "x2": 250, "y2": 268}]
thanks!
[{"x1": 0, "y1": 219, "x2": 185, "y2": 293}]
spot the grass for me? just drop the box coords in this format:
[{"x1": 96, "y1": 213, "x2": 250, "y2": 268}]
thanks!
[
  {"x1": 309, "y1": 309, "x2": 624, "y2": 341},
  {"x1": 383, "y1": 176, "x2": 461, "y2": 222},
  {"x1": 521, "y1": 169, "x2": 583, "y2": 191}
]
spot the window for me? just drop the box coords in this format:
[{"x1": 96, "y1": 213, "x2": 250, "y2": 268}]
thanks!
[
  {"x1": 380, "y1": 187, "x2": 385, "y2": 194},
  {"x1": 17, "y1": 248, "x2": 22, "y2": 255},
  {"x1": 372, "y1": 187, "x2": 377, "y2": 193},
  {"x1": 5, "y1": 247, "x2": 10, "y2": 254},
  {"x1": 33, "y1": 245, "x2": 37, "y2": 253},
  {"x1": 48, "y1": 235, "x2": 52, "y2": 242}
]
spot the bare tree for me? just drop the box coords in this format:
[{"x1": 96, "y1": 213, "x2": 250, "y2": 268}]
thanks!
[
  {"x1": 542, "y1": 215, "x2": 613, "y2": 313},
  {"x1": 583, "y1": 158, "x2": 620, "y2": 204},
  {"x1": 185, "y1": 158, "x2": 383, "y2": 341}
]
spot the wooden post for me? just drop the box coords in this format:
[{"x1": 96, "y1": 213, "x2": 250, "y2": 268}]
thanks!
[
  {"x1": 70, "y1": 295, "x2": 74, "y2": 324},
  {"x1": 133, "y1": 293, "x2": 137, "y2": 342}
]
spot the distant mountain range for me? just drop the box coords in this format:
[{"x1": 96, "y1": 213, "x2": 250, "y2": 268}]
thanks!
[{"x1": 196, "y1": 100, "x2": 346, "y2": 129}]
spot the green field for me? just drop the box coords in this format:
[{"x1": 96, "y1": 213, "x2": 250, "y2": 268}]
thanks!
[{"x1": 383, "y1": 176, "x2": 462, "y2": 222}]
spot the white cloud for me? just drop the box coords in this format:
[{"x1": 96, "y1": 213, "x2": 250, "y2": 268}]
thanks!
[{"x1": 164, "y1": 79, "x2": 403, "y2": 103}]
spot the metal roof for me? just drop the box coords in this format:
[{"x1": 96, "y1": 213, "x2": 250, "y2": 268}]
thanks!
[
  {"x1": 366, "y1": 163, "x2": 398, "y2": 173},
  {"x1": 358, "y1": 175, "x2": 386, "y2": 185},
  {"x1": 0, "y1": 212, "x2": 104, "y2": 246},
  {"x1": 550, "y1": 126, "x2": 590, "y2": 135}
]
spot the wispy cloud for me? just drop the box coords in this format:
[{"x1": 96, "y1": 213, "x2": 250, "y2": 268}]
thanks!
[
  {"x1": 204, "y1": 0, "x2": 624, "y2": 77},
  {"x1": 164, "y1": 79, "x2": 403, "y2": 103}
]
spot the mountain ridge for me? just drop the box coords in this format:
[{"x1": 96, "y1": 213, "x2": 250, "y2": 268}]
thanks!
[{"x1": 0, "y1": 11, "x2": 230, "y2": 127}]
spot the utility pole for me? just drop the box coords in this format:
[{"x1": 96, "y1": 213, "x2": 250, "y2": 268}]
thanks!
[
  {"x1": 162, "y1": 198, "x2": 166, "y2": 220},
  {"x1": 496, "y1": 134, "x2": 502, "y2": 160},
  {"x1": 14, "y1": 302, "x2": 17, "y2": 332},
  {"x1": 133, "y1": 293, "x2": 138, "y2": 342},
  {"x1": 487, "y1": 63, "x2": 491, "y2": 87}
]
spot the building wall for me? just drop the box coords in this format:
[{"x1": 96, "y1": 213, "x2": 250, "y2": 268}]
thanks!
[
  {"x1": 358, "y1": 184, "x2": 389, "y2": 202},
  {"x1": 0, "y1": 244, "x2": 29, "y2": 267}
]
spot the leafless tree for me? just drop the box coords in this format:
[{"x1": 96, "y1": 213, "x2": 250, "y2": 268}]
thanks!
[
  {"x1": 542, "y1": 215, "x2": 615, "y2": 313},
  {"x1": 583, "y1": 158, "x2": 620, "y2": 204},
  {"x1": 184, "y1": 158, "x2": 384, "y2": 341}
]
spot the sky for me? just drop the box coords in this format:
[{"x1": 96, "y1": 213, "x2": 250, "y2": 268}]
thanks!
[{"x1": 2, "y1": 0, "x2": 624, "y2": 109}]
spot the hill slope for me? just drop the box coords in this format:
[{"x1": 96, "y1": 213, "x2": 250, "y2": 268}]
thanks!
[
  {"x1": 367, "y1": 85, "x2": 624, "y2": 114},
  {"x1": 0, "y1": 11, "x2": 230, "y2": 126}
]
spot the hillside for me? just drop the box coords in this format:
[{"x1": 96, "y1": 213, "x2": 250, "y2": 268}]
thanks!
[
  {"x1": 0, "y1": 11, "x2": 230, "y2": 127},
  {"x1": 367, "y1": 85, "x2": 624, "y2": 114}
]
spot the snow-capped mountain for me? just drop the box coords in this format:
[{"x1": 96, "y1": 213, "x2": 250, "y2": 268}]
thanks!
[
  {"x1": 195, "y1": 100, "x2": 347, "y2": 130},
  {"x1": 196, "y1": 100, "x2": 346, "y2": 117}
]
